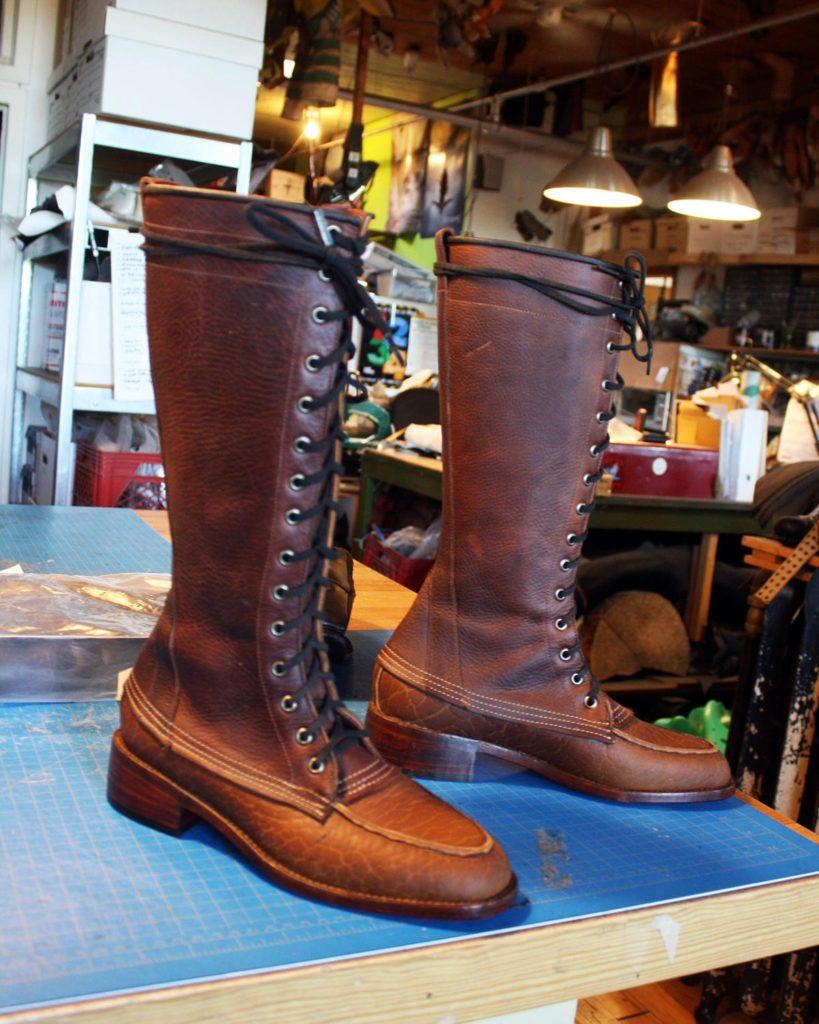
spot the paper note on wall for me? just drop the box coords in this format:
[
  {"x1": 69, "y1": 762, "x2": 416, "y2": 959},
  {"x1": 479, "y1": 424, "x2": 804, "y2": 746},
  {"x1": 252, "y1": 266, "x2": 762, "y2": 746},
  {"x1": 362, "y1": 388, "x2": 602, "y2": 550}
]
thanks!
[
  {"x1": 110, "y1": 230, "x2": 153, "y2": 402},
  {"x1": 406, "y1": 316, "x2": 438, "y2": 376}
]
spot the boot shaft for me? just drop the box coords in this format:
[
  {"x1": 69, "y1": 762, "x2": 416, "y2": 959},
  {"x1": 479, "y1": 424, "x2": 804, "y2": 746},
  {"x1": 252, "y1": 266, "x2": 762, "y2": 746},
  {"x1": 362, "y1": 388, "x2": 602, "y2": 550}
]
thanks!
[{"x1": 389, "y1": 232, "x2": 648, "y2": 700}]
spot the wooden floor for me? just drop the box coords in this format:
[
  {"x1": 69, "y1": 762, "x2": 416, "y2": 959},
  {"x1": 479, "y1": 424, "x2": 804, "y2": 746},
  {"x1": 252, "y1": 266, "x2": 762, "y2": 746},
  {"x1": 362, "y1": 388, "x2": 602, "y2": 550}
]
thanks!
[{"x1": 578, "y1": 979, "x2": 700, "y2": 1023}]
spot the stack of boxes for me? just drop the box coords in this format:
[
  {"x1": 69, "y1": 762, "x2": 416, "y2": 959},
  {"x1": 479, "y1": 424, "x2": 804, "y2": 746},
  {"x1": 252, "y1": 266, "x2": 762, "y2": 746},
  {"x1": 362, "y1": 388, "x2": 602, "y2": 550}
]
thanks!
[
  {"x1": 618, "y1": 208, "x2": 819, "y2": 257},
  {"x1": 48, "y1": 0, "x2": 266, "y2": 140}
]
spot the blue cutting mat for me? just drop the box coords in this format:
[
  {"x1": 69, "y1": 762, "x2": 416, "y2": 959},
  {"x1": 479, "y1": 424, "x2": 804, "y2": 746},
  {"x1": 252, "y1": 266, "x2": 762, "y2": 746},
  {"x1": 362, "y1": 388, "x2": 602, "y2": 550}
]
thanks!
[
  {"x1": 0, "y1": 506, "x2": 171, "y2": 574},
  {"x1": 2, "y1": 701, "x2": 819, "y2": 1014}
]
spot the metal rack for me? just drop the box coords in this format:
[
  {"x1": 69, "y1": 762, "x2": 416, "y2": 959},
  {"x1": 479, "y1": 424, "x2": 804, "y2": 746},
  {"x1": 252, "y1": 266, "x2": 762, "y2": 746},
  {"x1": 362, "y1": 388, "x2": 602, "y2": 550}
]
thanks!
[{"x1": 11, "y1": 114, "x2": 253, "y2": 504}]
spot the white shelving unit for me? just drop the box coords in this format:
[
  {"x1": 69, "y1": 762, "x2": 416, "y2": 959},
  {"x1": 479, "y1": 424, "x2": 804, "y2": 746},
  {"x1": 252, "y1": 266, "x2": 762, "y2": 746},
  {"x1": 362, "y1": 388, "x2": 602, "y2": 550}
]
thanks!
[{"x1": 12, "y1": 114, "x2": 253, "y2": 504}]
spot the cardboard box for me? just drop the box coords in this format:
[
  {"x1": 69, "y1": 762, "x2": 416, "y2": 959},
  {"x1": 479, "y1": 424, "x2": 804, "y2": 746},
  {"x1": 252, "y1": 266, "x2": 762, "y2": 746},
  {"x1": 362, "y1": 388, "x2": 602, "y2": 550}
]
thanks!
[
  {"x1": 756, "y1": 227, "x2": 797, "y2": 255},
  {"x1": 685, "y1": 218, "x2": 723, "y2": 254},
  {"x1": 720, "y1": 220, "x2": 759, "y2": 255},
  {"x1": 619, "y1": 339, "x2": 682, "y2": 394},
  {"x1": 63, "y1": 0, "x2": 265, "y2": 63},
  {"x1": 49, "y1": 32, "x2": 259, "y2": 139},
  {"x1": 265, "y1": 169, "x2": 306, "y2": 205},
  {"x1": 654, "y1": 216, "x2": 688, "y2": 252},
  {"x1": 675, "y1": 400, "x2": 720, "y2": 449},
  {"x1": 619, "y1": 219, "x2": 653, "y2": 251},
  {"x1": 581, "y1": 214, "x2": 616, "y2": 256},
  {"x1": 796, "y1": 228, "x2": 819, "y2": 254},
  {"x1": 759, "y1": 207, "x2": 819, "y2": 231},
  {"x1": 104, "y1": 7, "x2": 263, "y2": 66}
]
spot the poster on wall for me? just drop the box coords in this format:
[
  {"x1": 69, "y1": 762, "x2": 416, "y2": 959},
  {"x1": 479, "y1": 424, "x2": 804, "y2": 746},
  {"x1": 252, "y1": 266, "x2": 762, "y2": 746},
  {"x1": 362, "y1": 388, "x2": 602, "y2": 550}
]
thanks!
[
  {"x1": 386, "y1": 120, "x2": 428, "y2": 235},
  {"x1": 420, "y1": 122, "x2": 470, "y2": 237}
]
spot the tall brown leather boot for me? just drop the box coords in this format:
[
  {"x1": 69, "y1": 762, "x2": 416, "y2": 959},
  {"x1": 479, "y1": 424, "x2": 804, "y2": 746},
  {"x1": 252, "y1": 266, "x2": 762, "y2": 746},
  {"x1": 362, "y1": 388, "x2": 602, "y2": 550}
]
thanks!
[
  {"x1": 107, "y1": 185, "x2": 516, "y2": 918},
  {"x1": 367, "y1": 231, "x2": 734, "y2": 803}
]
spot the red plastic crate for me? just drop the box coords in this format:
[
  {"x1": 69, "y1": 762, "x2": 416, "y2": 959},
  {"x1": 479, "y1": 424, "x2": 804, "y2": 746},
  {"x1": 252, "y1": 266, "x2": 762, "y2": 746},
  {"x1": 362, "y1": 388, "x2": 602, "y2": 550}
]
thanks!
[
  {"x1": 362, "y1": 533, "x2": 434, "y2": 592},
  {"x1": 72, "y1": 441, "x2": 167, "y2": 509}
]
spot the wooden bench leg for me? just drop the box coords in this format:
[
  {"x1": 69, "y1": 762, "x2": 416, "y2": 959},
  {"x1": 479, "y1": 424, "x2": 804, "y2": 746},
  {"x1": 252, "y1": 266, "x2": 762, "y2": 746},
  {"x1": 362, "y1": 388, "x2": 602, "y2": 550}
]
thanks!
[{"x1": 685, "y1": 533, "x2": 719, "y2": 643}]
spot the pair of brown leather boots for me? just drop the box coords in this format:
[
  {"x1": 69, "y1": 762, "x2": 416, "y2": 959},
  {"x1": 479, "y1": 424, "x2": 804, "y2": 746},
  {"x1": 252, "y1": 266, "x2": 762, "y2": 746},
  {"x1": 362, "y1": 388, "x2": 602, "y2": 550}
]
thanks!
[{"x1": 108, "y1": 183, "x2": 733, "y2": 920}]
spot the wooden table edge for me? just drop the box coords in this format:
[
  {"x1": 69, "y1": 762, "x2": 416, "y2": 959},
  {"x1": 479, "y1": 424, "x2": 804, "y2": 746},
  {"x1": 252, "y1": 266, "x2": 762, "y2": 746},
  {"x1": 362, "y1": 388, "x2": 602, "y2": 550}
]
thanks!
[{"x1": 4, "y1": 864, "x2": 817, "y2": 1024}]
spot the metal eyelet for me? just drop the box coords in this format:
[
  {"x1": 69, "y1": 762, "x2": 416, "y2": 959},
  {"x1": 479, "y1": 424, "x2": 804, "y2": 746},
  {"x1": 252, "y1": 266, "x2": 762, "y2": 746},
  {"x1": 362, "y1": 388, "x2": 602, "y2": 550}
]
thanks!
[
  {"x1": 305, "y1": 354, "x2": 322, "y2": 373},
  {"x1": 278, "y1": 549, "x2": 295, "y2": 566},
  {"x1": 289, "y1": 474, "x2": 306, "y2": 491},
  {"x1": 590, "y1": 445, "x2": 602, "y2": 458},
  {"x1": 571, "y1": 672, "x2": 584, "y2": 686},
  {"x1": 298, "y1": 396, "x2": 314, "y2": 413},
  {"x1": 555, "y1": 618, "x2": 569, "y2": 631},
  {"x1": 272, "y1": 584, "x2": 289, "y2": 601},
  {"x1": 606, "y1": 341, "x2": 617, "y2": 353},
  {"x1": 284, "y1": 509, "x2": 301, "y2": 526},
  {"x1": 328, "y1": 224, "x2": 341, "y2": 237},
  {"x1": 280, "y1": 694, "x2": 298, "y2": 712},
  {"x1": 584, "y1": 695, "x2": 599, "y2": 709},
  {"x1": 311, "y1": 306, "x2": 328, "y2": 324},
  {"x1": 559, "y1": 648, "x2": 572, "y2": 662},
  {"x1": 318, "y1": 268, "x2": 331, "y2": 282},
  {"x1": 270, "y1": 620, "x2": 286, "y2": 637},
  {"x1": 271, "y1": 660, "x2": 287, "y2": 677},
  {"x1": 295, "y1": 727, "x2": 314, "y2": 746},
  {"x1": 596, "y1": 411, "x2": 607, "y2": 423},
  {"x1": 293, "y1": 436, "x2": 311, "y2": 454},
  {"x1": 308, "y1": 756, "x2": 325, "y2": 774},
  {"x1": 561, "y1": 559, "x2": 574, "y2": 572},
  {"x1": 555, "y1": 588, "x2": 568, "y2": 601},
  {"x1": 576, "y1": 503, "x2": 587, "y2": 515},
  {"x1": 567, "y1": 533, "x2": 579, "y2": 545},
  {"x1": 583, "y1": 473, "x2": 595, "y2": 486}
]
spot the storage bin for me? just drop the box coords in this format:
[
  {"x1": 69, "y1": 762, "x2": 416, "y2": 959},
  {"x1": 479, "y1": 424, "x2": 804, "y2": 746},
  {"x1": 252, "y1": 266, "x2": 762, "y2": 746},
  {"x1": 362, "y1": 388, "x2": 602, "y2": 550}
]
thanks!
[
  {"x1": 619, "y1": 219, "x2": 654, "y2": 251},
  {"x1": 73, "y1": 442, "x2": 166, "y2": 508},
  {"x1": 581, "y1": 215, "x2": 616, "y2": 256},
  {"x1": 654, "y1": 216, "x2": 688, "y2": 252},
  {"x1": 362, "y1": 533, "x2": 434, "y2": 592}
]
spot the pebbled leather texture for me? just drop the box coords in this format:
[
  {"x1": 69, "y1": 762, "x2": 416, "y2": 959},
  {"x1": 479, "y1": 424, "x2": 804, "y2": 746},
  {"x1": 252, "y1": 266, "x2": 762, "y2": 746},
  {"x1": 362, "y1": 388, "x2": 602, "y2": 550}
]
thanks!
[
  {"x1": 112, "y1": 184, "x2": 515, "y2": 916},
  {"x1": 369, "y1": 230, "x2": 733, "y2": 800}
]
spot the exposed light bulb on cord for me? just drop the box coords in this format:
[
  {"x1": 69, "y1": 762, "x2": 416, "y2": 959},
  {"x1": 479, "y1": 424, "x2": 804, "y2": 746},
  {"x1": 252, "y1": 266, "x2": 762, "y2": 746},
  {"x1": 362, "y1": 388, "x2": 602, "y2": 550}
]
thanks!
[{"x1": 303, "y1": 107, "x2": 321, "y2": 142}]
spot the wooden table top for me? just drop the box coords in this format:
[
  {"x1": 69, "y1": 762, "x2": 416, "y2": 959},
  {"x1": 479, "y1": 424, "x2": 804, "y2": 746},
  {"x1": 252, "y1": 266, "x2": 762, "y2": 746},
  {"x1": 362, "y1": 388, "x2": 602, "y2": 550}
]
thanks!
[
  {"x1": 136, "y1": 510, "x2": 414, "y2": 632},
  {"x1": 77, "y1": 509, "x2": 818, "y2": 1024}
]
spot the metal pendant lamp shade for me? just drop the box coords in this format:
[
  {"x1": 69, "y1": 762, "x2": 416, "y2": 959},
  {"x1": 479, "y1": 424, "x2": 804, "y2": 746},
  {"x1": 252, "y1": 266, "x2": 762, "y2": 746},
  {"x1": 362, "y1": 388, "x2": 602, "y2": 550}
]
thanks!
[
  {"x1": 542, "y1": 126, "x2": 642, "y2": 209},
  {"x1": 667, "y1": 144, "x2": 760, "y2": 221}
]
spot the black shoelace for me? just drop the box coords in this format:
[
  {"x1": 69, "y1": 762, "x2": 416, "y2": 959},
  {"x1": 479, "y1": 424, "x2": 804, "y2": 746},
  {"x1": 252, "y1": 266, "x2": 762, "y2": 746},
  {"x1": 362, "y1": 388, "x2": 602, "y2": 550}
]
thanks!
[
  {"x1": 144, "y1": 201, "x2": 395, "y2": 777},
  {"x1": 436, "y1": 247, "x2": 653, "y2": 710}
]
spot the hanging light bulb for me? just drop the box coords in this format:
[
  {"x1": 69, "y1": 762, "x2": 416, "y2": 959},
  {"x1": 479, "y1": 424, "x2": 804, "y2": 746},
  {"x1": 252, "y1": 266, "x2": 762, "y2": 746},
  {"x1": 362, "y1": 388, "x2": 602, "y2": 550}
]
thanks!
[
  {"x1": 303, "y1": 106, "x2": 321, "y2": 142},
  {"x1": 667, "y1": 144, "x2": 760, "y2": 221},
  {"x1": 542, "y1": 126, "x2": 642, "y2": 209},
  {"x1": 283, "y1": 57, "x2": 295, "y2": 79}
]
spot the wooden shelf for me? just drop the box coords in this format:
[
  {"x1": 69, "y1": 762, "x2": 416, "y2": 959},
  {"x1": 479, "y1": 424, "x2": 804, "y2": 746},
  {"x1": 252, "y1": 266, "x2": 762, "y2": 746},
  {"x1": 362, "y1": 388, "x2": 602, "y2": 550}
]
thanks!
[
  {"x1": 600, "y1": 248, "x2": 819, "y2": 269},
  {"x1": 699, "y1": 344, "x2": 819, "y2": 362}
]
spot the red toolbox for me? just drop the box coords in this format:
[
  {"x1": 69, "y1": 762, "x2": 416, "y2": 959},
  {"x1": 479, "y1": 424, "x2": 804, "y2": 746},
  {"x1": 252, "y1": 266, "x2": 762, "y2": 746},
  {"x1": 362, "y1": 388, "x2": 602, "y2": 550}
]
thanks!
[
  {"x1": 601, "y1": 442, "x2": 718, "y2": 499},
  {"x1": 362, "y1": 533, "x2": 434, "y2": 592}
]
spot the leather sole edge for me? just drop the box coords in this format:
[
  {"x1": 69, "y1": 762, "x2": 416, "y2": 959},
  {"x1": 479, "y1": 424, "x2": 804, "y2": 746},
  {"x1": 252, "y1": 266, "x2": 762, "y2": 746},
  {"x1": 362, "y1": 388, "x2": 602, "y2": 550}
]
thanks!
[{"x1": 366, "y1": 704, "x2": 736, "y2": 805}]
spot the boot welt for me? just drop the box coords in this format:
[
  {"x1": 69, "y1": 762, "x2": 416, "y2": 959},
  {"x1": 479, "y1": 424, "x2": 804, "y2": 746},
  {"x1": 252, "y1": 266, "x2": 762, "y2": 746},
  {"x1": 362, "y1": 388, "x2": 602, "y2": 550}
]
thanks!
[
  {"x1": 107, "y1": 730, "x2": 518, "y2": 919},
  {"x1": 367, "y1": 706, "x2": 736, "y2": 805}
]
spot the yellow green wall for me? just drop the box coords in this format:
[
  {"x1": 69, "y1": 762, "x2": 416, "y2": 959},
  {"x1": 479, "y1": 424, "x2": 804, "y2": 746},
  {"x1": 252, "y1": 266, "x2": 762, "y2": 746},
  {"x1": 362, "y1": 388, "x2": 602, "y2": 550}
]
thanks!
[{"x1": 361, "y1": 92, "x2": 478, "y2": 271}]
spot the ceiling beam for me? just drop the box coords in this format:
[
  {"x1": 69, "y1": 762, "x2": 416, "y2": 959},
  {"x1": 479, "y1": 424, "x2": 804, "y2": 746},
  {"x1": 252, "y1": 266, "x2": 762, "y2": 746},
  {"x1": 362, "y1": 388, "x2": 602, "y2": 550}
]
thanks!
[{"x1": 450, "y1": 1, "x2": 819, "y2": 114}]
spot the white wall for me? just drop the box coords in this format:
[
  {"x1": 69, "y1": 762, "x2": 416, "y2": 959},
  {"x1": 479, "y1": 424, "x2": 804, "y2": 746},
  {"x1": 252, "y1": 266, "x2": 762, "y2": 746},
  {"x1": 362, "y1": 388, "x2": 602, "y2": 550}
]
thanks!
[
  {"x1": 465, "y1": 139, "x2": 585, "y2": 254},
  {"x1": 0, "y1": 0, "x2": 59, "y2": 502}
]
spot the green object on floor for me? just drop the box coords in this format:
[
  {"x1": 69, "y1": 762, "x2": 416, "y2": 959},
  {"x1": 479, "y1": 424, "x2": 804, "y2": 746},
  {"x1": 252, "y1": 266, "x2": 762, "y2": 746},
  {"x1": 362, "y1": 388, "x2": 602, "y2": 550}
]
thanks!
[{"x1": 655, "y1": 699, "x2": 731, "y2": 754}]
